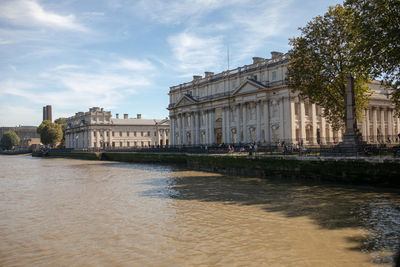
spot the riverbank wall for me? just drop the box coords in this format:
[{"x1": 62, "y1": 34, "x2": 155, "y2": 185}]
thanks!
[{"x1": 32, "y1": 151, "x2": 400, "y2": 187}]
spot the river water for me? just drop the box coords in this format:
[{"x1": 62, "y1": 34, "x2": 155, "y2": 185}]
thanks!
[{"x1": 1, "y1": 155, "x2": 399, "y2": 266}]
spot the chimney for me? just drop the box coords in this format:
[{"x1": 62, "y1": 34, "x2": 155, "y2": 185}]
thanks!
[
  {"x1": 116, "y1": 113, "x2": 119, "y2": 119},
  {"x1": 137, "y1": 114, "x2": 141, "y2": 119},
  {"x1": 124, "y1": 114, "x2": 128, "y2": 119},
  {"x1": 193, "y1": 75, "x2": 202, "y2": 81},
  {"x1": 271, "y1": 51, "x2": 283, "y2": 59},
  {"x1": 204, "y1": 72, "x2": 214, "y2": 78},
  {"x1": 252, "y1": 57, "x2": 264, "y2": 64}
]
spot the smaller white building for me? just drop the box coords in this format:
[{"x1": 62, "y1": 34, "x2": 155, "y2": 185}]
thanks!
[{"x1": 65, "y1": 107, "x2": 169, "y2": 149}]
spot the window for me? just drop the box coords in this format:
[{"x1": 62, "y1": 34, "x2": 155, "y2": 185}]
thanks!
[
  {"x1": 127, "y1": 142, "x2": 130, "y2": 147},
  {"x1": 305, "y1": 103, "x2": 310, "y2": 116},
  {"x1": 106, "y1": 132, "x2": 109, "y2": 137},
  {"x1": 147, "y1": 131, "x2": 150, "y2": 136},
  {"x1": 120, "y1": 142, "x2": 123, "y2": 147},
  {"x1": 154, "y1": 131, "x2": 157, "y2": 136},
  {"x1": 134, "y1": 131, "x2": 137, "y2": 137},
  {"x1": 272, "y1": 71, "x2": 277, "y2": 81},
  {"x1": 134, "y1": 141, "x2": 137, "y2": 147},
  {"x1": 112, "y1": 132, "x2": 114, "y2": 137},
  {"x1": 119, "y1": 131, "x2": 122, "y2": 137},
  {"x1": 127, "y1": 131, "x2": 130, "y2": 136},
  {"x1": 141, "y1": 131, "x2": 143, "y2": 137},
  {"x1": 94, "y1": 142, "x2": 97, "y2": 147},
  {"x1": 112, "y1": 142, "x2": 115, "y2": 147},
  {"x1": 141, "y1": 141, "x2": 144, "y2": 147},
  {"x1": 148, "y1": 141, "x2": 151, "y2": 147}
]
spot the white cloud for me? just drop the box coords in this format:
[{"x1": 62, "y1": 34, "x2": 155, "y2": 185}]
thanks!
[
  {"x1": 161, "y1": 0, "x2": 293, "y2": 76},
  {"x1": 110, "y1": 59, "x2": 155, "y2": 72},
  {"x1": 168, "y1": 32, "x2": 225, "y2": 73},
  {"x1": 0, "y1": 57, "x2": 156, "y2": 119},
  {"x1": 0, "y1": 0, "x2": 87, "y2": 31},
  {"x1": 0, "y1": 80, "x2": 35, "y2": 97},
  {"x1": 0, "y1": 105, "x2": 39, "y2": 126},
  {"x1": 133, "y1": 0, "x2": 244, "y2": 24},
  {"x1": 54, "y1": 64, "x2": 82, "y2": 70}
]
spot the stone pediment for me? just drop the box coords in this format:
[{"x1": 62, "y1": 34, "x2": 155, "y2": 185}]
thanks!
[
  {"x1": 174, "y1": 94, "x2": 198, "y2": 108},
  {"x1": 232, "y1": 79, "x2": 267, "y2": 96}
]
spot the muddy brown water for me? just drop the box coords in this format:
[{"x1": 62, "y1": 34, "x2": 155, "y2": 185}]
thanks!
[{"x1": 1, "y1": 155, "x2": 399, "y2": 266}]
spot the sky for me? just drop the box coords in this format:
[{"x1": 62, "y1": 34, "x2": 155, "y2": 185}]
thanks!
[{"x1": 0, "y1": 0, "x2": 343, "y2": 127}]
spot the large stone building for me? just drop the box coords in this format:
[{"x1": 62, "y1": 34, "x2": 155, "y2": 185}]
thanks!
[
  {"x1": 0, "y1": 126, "x2": 40, "y2": 142},
  {"x1": 65, "y1": 107, "x2": 169, "y2": 149},
  {"x1": 168, "y1": 52, "x2": 400, "y2": 146}
]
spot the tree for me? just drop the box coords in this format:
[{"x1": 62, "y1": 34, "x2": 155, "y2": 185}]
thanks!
[
  {"x1": 54, "y1": 117, "x2": 66, "y2": 148},
  {"x1": 287, "y1": 4, "x2": 372, "y2": 130},
  {"x1": 345, "y1": 0, "x2": 400, "y2": 114},
  {"x1": 37, "y1": 120, "x2": 63, "y2": 146},
  {"x1": 1, "y1": 131, "x2": 20, "y2": 150}
]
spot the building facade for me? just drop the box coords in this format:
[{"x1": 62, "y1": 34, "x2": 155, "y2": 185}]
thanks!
[
  {"x1": 65, "y1": 107, "x2": 169, "y2": 149},
  {"x1": 0, "y1": 126, "x2": 40, "y2": 142},
  {"x1": 168, "y1": 52, "x2": 400, "y2": 146}
]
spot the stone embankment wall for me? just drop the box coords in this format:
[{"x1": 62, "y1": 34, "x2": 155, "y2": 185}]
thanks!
[{"x1": 32, "y1": 152, "x2": 400, "y2": 187}]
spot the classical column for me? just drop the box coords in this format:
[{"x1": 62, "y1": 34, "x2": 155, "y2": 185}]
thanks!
[
  {"x1": 190, "y1": 112, "x2": 195, "y2": 145},
  {"x1": 236, "y1": 104, "x2": 240, "y2": 143},
  {"x1": 328, "y1": 124, "x2": 333, "y2": 143},
  {"x1": 283, "y1": 97, "x2": 291, "y2": 142},
  {"x1": 195, "y1": 112, "x2": 200, "y2": 145},
  {"x1": 381, "y1": 108, "x2": 386, "y2": 141},
  {"x1": 176, "y1": 114, "x2": 181, "y2": 145},
  {"x1": 210, "y1": 109, "x2": 215, "y2": 144},
  {"x1": 264, "y1": 101, "x2": 269, "y2": 143},
  {"x1": 205, "y1": 111, "x2": 209, "y2": 144},
  {"x1": 170, "y1": 116, "x2": 175, "y2": 146},
  {"x1": 290, "y1": 100, "x2": 296, "y2": 144},
  {"x1": 300, "y1": 101, "x2": 306, "y2": 143},
  {"x1": 321, "y1": 115, "x2": 326, "y2": 145},
  {"x1": 156, "y1": 128, "x2": 160, "y2": 146},
  {"x1": 227, "y1": 107, "x2": 232, "y2": 143},
  {"x1": 311, "y1": 103, "x2": 317, "y2": 145},
  {"x1": 388, "y1": 109, "x2": 393, "y2": 141},
  {"x1": 372, "y1": 108, "x2": 377, "y2": 143},
  {"x1": 242, "y1": 103, "x2": 247, "y2": 143},
  {"x1": 182, "y1": 113, "x2": 187, "y2": 145},
  {"x1": 256, "y1": 101, "x2": 261, "y2": 142},
  {"x1": 222, "y1": 107, "x2": 227, "y2": 143},
  {"x1": 279, "y1": 99, "x2": 284, "y2": 142}
]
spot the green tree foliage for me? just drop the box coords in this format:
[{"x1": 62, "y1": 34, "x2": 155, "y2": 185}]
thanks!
[
  {"x1": 345, "y1": 0, "x2": 400, "y2": 114},
  {"x1": 0, "y1": 131, "x2": 20, "y2": 150},
  {"x1": 287, "y1": 5, "x2": 372, "y2": 130},
  {"x1": 54, "y1": 117, "x2": 66, "y2": 148},
  {"x1": 37, "y1": 120, "x2": 63, "y2": 146}
]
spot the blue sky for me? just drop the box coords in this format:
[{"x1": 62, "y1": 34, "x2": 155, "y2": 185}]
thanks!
[{"x1": 0, "y1": 0, "x2": 342, "y2": 126}]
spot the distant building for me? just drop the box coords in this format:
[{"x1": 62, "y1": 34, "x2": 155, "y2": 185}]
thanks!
[
  {"x1": 43, "y1": 105, "x2": 52, "y2": 121},
  {"x1": 0, "y1": 126, "x2": 40, "y2": 145},
  {"x1": 65, "y1": 107, "x2": 170, "y2": 149},
  {"x1": 168, "y1": 51, "x2": 400, "y2": 146}
]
